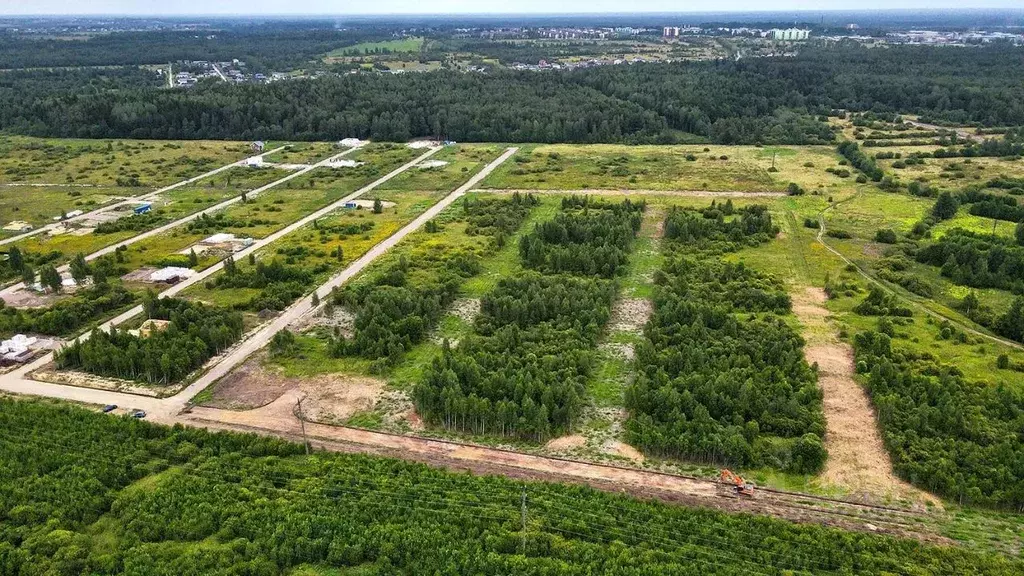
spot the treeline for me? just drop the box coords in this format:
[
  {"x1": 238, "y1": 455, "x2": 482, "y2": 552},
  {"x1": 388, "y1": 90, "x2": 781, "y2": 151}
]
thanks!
[
  {"x1": 3, "y1": 398, "x2": 1019, "y2": 575},
  {"x1": 414, "y1": 198, "x2": 642, "y2": 440},
  {"x1": 625, "y1": 205, "x2": 825, "y2": 473},
  {"x1": 960, "y1": 189, "x2": 1024, "y2": 223},
  {"x1": 330, "y1": 194, "x2": 537, "y2": 370},
  {"x1": 853, "y1": 327, "x2": 1024, "y2": 509},
  {"x1": 55, "y1": 296, "x2": 243, "y2": 385},
  {"x1": 4, "y1": 43, "x2": 1024, "y2": 144},
  {"x1": 0, "y1": 26, "x2": 383, "y2": 71}
]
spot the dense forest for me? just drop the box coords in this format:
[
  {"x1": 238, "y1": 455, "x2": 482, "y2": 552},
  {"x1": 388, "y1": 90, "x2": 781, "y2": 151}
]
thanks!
[
  {"x1": 55, "y1": 296, "x2": 243, "y2": 385},
  {"x1": 330, "y1": 194, "x2": 538, "y2": 370},
  {"x1": 914, "y1": 229, "x2": 1024, "y2": 294},
  {"x1": 414, "y1": 197, "x2": 644, "y2": 440},
  {"x1": 852, "y1": 324, "x2": 1024, "y2": 509},
  {"x1": 1, "y1": 398, "x2": 1019, "y2": 575},
  {"x1": 1, "y1": 44, "x2": 1023, "y2": 144},
  {"x1": 625, "y1": 204, "x2": 827, "y2": 473}
]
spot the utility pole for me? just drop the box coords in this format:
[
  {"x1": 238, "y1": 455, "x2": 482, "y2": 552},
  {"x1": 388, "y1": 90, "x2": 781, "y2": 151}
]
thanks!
[
  {"x1": 296, "y1": 397, "x2": 310, "y2": 455},
  {"x1": 771, "y1": 151, "x2": 777, "y2": 170},
  {"x1": 520, "y1": 489, "x2": 528, "y2": 555}
]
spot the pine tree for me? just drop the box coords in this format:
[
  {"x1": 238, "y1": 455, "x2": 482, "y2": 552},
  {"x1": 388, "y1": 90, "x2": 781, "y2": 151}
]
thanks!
[{"x1": 188, "y1": 248, "x2": 199, "y2": 267}]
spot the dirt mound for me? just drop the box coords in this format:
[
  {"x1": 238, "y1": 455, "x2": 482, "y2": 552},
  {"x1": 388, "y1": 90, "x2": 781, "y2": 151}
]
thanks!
[
  {"x1": 545, "y1": 434, "x2": 586, "y2": 452},
  {"x1": 604, "y1": 440, "x2": 645, "y2": 463}
]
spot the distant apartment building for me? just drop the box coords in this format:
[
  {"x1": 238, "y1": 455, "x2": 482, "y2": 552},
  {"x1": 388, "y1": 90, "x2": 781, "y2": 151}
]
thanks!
[
  {"x1": 771, "y1": 28, "x2": 811, "y2": 41},
  {"x1": 663, "y1": 27, "x2": 680, "y2": 38}
]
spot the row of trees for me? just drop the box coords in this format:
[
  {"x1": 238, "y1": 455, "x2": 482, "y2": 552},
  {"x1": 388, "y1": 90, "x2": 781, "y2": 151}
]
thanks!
[
  {"x1": 3, "y1": 397, "x2": 1018, "y2": 574},
  {"x1": 212, "y1": 256, "x2": 320, "y2": 311},
  {"x1": 837, "y1": 141, "x2": 884, "y2": 181},
  {"x1": 55, "y1": 296, "x2": 244, "y2": 385},
  {"x1": 330, "y1": 195, "x2": 537, "y2": 370},
  {"x1": 414, "y1": 199, "x2": 641, "y2": 440},
  {"x1": 625, "y1": 205, "x2": 825, "y2": 473}
]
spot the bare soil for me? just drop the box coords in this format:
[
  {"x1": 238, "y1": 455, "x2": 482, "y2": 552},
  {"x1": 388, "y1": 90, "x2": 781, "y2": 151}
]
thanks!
[
  {"x1": 608, "y1": 298, "x2": 653, "y2": 334},
  {"x1": 792, "y1": 286, "x2": 936, "y2": 504},
  {"x1": 545, "y1": 434, "x2": 586, "y2": 452},
  {"x1": 604, "y1": 440, "x2": 645, "y2": 463},
  {"x1": 30, "y1": 362, "x2": 162, "y2": 397},
  {"x1": 199, "y1": 352, "x2": 384, "y2": 424},
  {"x1": 448, "y1": 297, "x2": 481, "y2": 324}
]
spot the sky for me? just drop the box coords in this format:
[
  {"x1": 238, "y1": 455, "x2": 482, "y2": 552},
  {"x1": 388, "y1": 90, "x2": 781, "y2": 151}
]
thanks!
[{"x1": 2, "y1": 1, "x2": 1022, "y2": 16}]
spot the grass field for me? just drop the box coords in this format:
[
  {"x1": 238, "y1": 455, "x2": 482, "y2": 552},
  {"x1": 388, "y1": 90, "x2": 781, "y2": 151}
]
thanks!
[
  {"x1": 262, "y1": 142, "x2": 340, "y2": 165},
  {"x1": 0, "y1": 185, "x2": 138, "y2": 233},
  {"x1": 0, "y1": 135, "x2": 251, "y2": 186},
  {"x1": 479, "y1": 143, "x2": 865, "y2": 195},
  {"x1": 373, "y1": 144, "x2": 502, "y2": 193},
  {"x1": 325, "y1": 37, "x2": 425, "y2": 59},
  {"x1": 878, "y1": 155, "x2": 1024, "y2": 192},
  {"x1": 9, "y1": 166, "x2": 294, "y2": 265}
]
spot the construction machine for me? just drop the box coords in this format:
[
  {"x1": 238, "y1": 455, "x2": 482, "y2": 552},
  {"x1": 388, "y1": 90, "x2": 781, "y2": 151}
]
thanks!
[{"x1": 720, "y1": 469, "x2": 755, "y2": 497}]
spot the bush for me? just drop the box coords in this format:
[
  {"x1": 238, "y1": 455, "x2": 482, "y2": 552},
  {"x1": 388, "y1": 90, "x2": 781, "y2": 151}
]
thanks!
[{"x1": 874, "y1": 229, "x2": 897, "y2": 244}]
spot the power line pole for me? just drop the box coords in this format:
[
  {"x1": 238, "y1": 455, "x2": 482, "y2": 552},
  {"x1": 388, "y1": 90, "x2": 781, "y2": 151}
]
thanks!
[
  {"x1": 520, "y1": 489, "x2": 528, "y2": 555},
  {"x1": 296, "y1": 397, "x2": 310, "y2": 455}
]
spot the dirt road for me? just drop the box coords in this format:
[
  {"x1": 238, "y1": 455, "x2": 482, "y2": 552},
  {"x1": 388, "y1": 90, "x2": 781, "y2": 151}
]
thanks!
[
  {"x1": 171, "y1": 147, "x2": 519, "y2": 411},
  {"x1": 0, "y1": 146, "x2": 287, "y2": 248},
  {"x1": 474, "y1": 188, "x2": 787, "y2": 197},
  {"x1": 906, "y1": 120, "x2": 985, "y2": 143},
  {"x1": 181, "y1": 403, "x2": 943, "y2": 543}
]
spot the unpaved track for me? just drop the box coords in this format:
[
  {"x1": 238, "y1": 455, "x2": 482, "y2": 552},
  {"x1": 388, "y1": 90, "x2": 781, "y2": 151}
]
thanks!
[
  {"x1": 181, "y1": 406, "x2": 945, "y2": 544},
  {"x1": 0, "y1": 146, "x2": 443, "y2": 408},
  {"x1": 1, "y1": 146, "x2": 350, "y2": 296},
  {"x1": 791, "y1": 286, "x2": 930, "y2": 502},
  {"x1": 474, "y1": 188, "x2": 786, "y2": 197},
  {"x1": 0, "y1": 145, "x2": 287, "y2": 247}
]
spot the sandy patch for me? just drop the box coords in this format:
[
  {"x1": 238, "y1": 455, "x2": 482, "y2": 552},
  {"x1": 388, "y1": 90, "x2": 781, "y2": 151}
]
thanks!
[
  {"x1": 30, "y1": 362, "x2": 161, "y2": 397},
  {"x1": 791, "y1": 285, "x2": 936, "y2": 504},
  {"x1": 449, "y1": 298, "x2": 480, "y2": 323},
  {"x1": 293, "y1": 304, "x2": 356, "y2": 336},
  {"x1": 603, "y1": 440, "x2": 645, "y2": 463},
  {"x1": 608, "y1": 298, "x2": 653, "y2": 334},
  {"x1": 545, "y1": 434, "x2": 586, "y2": 452},
  {"x1": 600, "y1": 341, "x2": 635, "y2": 361}
]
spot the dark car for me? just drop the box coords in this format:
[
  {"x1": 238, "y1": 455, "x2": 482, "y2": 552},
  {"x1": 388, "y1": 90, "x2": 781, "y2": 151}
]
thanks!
[
  {"x1": 102, "y1": 404, "x2": 117, "y2": 413},
  {"x1": 130, "y1": 410, "x2": 147, "y2": 419}
]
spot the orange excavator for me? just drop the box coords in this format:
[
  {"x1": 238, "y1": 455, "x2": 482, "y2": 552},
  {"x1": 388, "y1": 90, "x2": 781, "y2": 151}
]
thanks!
[{"x1": 720, "y1": 469, "x2": 755, "y2": 497}]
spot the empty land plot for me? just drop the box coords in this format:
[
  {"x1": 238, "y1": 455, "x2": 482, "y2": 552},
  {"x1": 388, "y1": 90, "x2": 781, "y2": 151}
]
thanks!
[
  {"x1": 324, "y1": 37, "x2": 425, "y2": 60},
  {"x1": 0, "y1": 135, "x2": 251, "y2": 186},
  {"x1": 373, "y1": 144, "x2": 502, "y2": 193},
  {"x1": 0, "y1": 185, "x2": 136, "y2": 233},
  {"x1": 479, "y1": 143, "x2": 857, "y2": 194}
]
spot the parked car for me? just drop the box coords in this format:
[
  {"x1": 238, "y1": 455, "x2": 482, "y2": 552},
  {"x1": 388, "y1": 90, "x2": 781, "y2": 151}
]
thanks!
[
  {"x1": 130, "y1": 410, "x2": 147, "y2": 419},
  {"x1": 102, "y1": 404, "x2": 117, "y2": 413}
]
